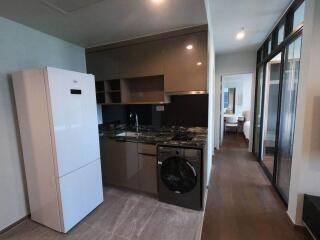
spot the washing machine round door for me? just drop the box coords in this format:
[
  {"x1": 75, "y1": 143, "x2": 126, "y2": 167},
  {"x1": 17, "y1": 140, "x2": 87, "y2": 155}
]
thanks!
[{"x1": 160, "y1": 156, "x2": 197, "y2": 194}]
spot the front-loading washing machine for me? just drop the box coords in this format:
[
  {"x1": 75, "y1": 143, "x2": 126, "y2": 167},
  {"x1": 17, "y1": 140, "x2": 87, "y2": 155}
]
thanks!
[{"x1": 157, "y1": 145, "x2": 202, "y2": 210}]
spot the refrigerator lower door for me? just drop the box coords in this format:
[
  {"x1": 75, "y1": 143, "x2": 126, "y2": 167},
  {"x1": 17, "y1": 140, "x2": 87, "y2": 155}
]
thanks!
[{"x1": 59, "y1": 160, "x2": 103, "y2": 232}]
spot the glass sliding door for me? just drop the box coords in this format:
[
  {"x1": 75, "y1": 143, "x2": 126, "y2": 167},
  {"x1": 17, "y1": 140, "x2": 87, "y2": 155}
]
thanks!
[
  {"x1": 276, "y1": 36, "x2": 302, "y2": 202},
  {"x1": 253, "y1": 67, "x2": 264, "y2": 157},
  {"x1": 261, "y1": 53, "x2": 282, "y2": 177}
]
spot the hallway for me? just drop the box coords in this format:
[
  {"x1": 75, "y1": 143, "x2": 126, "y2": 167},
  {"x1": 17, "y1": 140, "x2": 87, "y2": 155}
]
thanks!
[{"x1": 201, "y1": 135, "x2": 311, "y2": 240}]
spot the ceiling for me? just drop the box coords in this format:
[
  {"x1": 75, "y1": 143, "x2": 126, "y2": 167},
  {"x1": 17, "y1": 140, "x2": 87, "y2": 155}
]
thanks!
[
  {"x1": 0, "y1": 0, "x2": 207, "y2": 48},
  {"x1": 212, "y1": 0, "x2": 292, "y2": 54}
]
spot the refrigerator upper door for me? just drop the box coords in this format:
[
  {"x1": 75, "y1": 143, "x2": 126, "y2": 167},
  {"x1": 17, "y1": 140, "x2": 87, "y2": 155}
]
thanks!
[{"x1": 46, "y1": 67, "x2": 100, "y2": 177}]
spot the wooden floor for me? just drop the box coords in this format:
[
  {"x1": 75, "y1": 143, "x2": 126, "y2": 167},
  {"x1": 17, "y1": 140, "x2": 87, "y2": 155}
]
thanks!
[{"x1": 201, "y1": 134, "x2": 311, "y2": 240}]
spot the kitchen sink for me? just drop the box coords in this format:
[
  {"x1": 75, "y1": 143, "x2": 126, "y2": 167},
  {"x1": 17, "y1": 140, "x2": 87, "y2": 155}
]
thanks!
[{"x1": 116, "y1": 131, "x2": 142, "y2": 138}]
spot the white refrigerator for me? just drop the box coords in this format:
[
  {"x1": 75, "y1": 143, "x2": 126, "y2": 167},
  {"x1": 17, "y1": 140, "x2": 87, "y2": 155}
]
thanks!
[{"x1": 12, "y1": 67, "x2": 104, "y2": 233}]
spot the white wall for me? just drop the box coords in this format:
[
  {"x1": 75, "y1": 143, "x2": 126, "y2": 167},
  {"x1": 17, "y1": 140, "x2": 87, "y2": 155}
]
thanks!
[
  {"x1": 223, "y1": 73, "x2": 252, "y2": 116},
  {"x1": 288, "y1": 0, "x2": 320, "y2": 225},
  {"x1": 0, "y1": 17, "x2": 86, "y2": 231},
  {"x1": 204, "y1": 0, "x2": 215, "y2": 186},
  {"x1": 215, "y1": 51, "x2": 256, "y2": 150}
]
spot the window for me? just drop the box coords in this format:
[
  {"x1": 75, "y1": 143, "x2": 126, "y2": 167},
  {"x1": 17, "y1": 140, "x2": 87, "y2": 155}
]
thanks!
[
  {"x1": 268, "y1": 39, "x2": 272, "y2": 54},
  {"x1": 261, "y1": 53, "x2": 282, "y2": 178},
  {"x1": 224, "y1": 88, "x2": 236, "y2": 114},
  {"x1": 257, "y1": 48, "x2": 263, "y2": 63},
  {"x1": 260, "y1": 48, "x2": 264, "y2": 62},
  {"x1": 224, "y1": 88, "x2": 229, "y2": 109},
  {"x1": 293, "y1": 1, "x2": 305, "y2": 30},
  {"x1": 278, "y1": 24, "x2": 285, "y2": 45},
  {"x1": 276, "y1": 36, "x2": 302, "y2": 201}
]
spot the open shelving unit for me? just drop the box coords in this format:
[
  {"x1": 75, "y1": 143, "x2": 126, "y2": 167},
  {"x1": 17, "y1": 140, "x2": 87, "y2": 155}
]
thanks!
[
  {"x1": 95, "y1": 79, "x2": 121, "y2": 104},
  {"x1": 95, "y1": 81, "x2": 106, "y2": 104},
  {"x1": 95, "y1": 75, "x2": 170, "y2": 105},
  {"x1": 105, "y1": 79, "x2": 121, "y2": 104}
]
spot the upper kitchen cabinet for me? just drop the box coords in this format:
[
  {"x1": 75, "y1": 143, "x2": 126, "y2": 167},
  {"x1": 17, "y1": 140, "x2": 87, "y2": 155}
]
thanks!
[
  {"x1": 86, "y1": 40, "x2": 164, "y2": 81},
  {"x1": 163, "y1": 31, "x2": 208, "y2": 93},
  {"x1": 86, "y1": 48, "x2": 120, "y2": 81},
  {"x1": 86, "y1": 26, "x2": 208, "y2": 102},
  {"x1": 118, "y1": 40, "x2": 164, "y2": 79}
]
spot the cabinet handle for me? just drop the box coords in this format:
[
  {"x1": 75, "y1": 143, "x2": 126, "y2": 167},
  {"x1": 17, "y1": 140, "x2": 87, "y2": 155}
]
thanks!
[{"x1": 138, "y1": 153, "x2": 156, "y2": 156}]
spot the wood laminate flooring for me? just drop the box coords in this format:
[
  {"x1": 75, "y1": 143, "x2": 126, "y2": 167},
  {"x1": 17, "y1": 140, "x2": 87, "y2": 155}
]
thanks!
[
  {"x1": 201, "y1": 134, "x2": 311, "y2": 240},
  {"x1": 1, "y1": 187, "x2": 203, "y2": 240}
]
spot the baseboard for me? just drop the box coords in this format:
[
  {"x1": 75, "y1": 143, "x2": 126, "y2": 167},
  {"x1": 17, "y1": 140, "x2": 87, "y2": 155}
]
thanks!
[
  {"x1": 197, "y1": 159, "x2": 214, "y2": 240},
  {"x1": 0, "y1": 215, "x2": 30, "y2": 235},
  {"x1": 286, "y1": 211, "x2": 299, "y2": 226},
  {"x1": 196, "y1": 188, "x2": 209, "y2": 240},
  {"x1": 303, "y1": 222, "x2": 317, "y2": 240},
  {"x1": 208, "y1": 155, "x2": 214, "y2": 185},
  {"x1": 286, "y1": 212, "x2": 315, "y2": 239}
]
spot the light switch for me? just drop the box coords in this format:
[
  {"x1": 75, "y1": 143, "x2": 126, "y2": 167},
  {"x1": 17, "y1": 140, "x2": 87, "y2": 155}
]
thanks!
[{"x1": 156, "y1": 105, "x2": 164, "y2": 111}]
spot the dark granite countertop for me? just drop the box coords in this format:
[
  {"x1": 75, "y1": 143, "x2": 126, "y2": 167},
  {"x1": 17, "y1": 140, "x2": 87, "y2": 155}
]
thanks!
[{"x1": 99, "y1": 125, "x2": 207, "y2": 148}]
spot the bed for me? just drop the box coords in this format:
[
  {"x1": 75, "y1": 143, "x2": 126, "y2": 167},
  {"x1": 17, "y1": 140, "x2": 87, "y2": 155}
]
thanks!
[
  {"x1": 243, "y1": 121, "x2": 250, "y2": 140},
  {"x1": 242, "y1": 111, "x2": 251, "y2": 140}
]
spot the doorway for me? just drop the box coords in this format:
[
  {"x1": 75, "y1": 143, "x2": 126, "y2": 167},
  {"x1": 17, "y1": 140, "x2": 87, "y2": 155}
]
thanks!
[{"x1": 220, "y1": 73, "x2": 253, "y2": 145}]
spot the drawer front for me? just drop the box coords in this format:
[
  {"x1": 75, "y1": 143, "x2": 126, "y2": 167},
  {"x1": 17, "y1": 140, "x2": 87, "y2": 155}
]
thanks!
[{"x1": 138, "y1": 143, "x2": 157, "y2": 155}]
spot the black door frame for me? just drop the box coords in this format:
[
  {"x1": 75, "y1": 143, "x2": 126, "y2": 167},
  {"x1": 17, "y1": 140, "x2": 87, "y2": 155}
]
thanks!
[
  {"x1": 273, "y1": 33, "x2": 303, "y2": 202},
  {"x1": 255, "y1": 30, "x2": 303, "y2": 206},
  {"x1": 259, "y1": 53, "x2": 283, "y2": 182},
  {"x1": 252, "y1": 0, "x2": 305, "y2": 205}
]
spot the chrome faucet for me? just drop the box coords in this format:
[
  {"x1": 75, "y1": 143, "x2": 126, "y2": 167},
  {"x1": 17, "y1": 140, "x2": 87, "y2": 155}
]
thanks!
[{"x1": 129, "y1": 113, "x2": 139, "y2": 132}]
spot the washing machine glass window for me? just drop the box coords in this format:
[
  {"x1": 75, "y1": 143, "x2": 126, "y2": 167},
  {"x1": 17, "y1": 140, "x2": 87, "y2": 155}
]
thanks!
[{"x1": 160, "y1": 156, "x2": 197, "y2": 194}]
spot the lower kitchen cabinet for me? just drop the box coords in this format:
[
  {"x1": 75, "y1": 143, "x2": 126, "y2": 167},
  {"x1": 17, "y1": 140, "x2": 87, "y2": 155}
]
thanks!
[
  {"x1": 138, "y1": 154, "x2": 157, "y2": 194},
  {"x1": 100, "y1": 139, "x2": 158, "y2": 194},
  {"x1": 100, "y1": 138, "x2": 139, "y2": 190}
]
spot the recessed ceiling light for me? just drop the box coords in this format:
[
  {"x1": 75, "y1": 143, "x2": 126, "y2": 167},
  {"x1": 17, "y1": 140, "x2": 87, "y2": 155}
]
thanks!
[
  {"x1": 236, "y1": 28, "x2": 245, "y2": 40},
  {"x1": 196, "y1": 62, "x2": 202, "y2": 66},
  {"x1": 186, "y1": 44, "x2": 193, "y2": 50},
  {"x1": 151, "y1": 0, "x2": 164, "y2": 4}
]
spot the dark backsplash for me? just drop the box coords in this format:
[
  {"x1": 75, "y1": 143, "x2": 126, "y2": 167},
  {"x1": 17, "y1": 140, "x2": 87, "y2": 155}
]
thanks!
[{"x1": 102, "y1": 94, "x2": 208, "y2": 127}]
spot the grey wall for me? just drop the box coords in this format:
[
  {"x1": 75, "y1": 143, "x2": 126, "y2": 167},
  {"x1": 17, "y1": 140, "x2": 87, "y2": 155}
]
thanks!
[
  {"x1": 0, "y1": 17, "x2": 86, "y2": 231},
  {"x1": 215, "y1": 51, "x2": 256, "y2": 150},
  {"x1": 222, "y1": 73, "x2": 253, "y2": 116},
  {"x1": 204, "y1": 0, "x2": 215, "y2": 189}
]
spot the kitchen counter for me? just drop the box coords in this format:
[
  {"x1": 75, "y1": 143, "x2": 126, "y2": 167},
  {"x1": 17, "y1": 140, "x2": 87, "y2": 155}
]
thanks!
[
  {"x1": 99, "y1": 125, "x2": 208, "y2": 148},
  {"x1": 99, "y1": 125, "x2": 208, "y2": 210}
]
